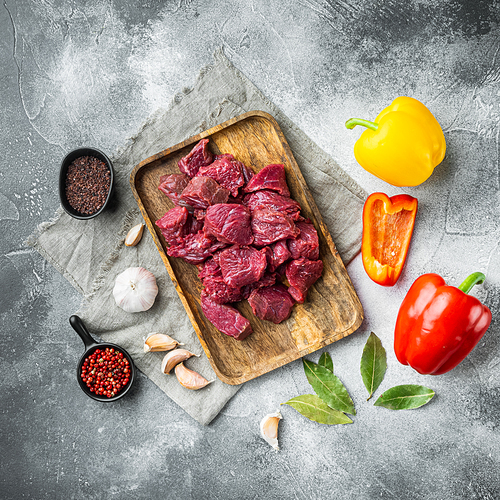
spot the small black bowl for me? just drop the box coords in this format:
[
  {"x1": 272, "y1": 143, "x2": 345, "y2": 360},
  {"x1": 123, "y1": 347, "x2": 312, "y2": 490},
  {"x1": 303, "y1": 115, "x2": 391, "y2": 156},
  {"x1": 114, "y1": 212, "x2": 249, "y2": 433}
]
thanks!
[
  {"x1": 69, "y1": 315, "x2": 135, "y2": 402},
  {"x1": 59, "y1": 147, "x2": 114, "y2": 220}
]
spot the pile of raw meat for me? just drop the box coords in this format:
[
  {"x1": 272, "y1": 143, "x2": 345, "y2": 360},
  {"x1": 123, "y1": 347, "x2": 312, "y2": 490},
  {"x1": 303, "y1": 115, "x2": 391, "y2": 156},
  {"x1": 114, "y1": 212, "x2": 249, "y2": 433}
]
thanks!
[{"x1": 155, "y1": 139, "x2": 323, "y2": 341}]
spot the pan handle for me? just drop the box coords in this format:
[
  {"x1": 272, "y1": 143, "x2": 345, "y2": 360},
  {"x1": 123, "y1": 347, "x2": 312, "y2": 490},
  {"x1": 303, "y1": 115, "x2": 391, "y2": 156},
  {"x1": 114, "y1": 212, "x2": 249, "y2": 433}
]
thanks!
[{"x1": 69, "y1": 315, "x2": 98, "y2": 351}]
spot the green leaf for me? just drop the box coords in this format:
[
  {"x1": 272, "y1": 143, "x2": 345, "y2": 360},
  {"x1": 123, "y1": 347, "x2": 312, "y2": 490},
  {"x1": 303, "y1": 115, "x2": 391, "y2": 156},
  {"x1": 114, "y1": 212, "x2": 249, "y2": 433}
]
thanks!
[
  {"x1": 303, "y1": 359, "x2": 356, "y2": 415},
  {"x1": 318, "y1": 352, "x2": 333, "y2": 373},
  {"x1": 374, "y1": 385, "x2": 435, "y2": 410},
  {"x1": 282, "y1": 395, "x2": 353, "y2": 425},
  {"x1": 360, "y1": 332, "x2": 387, "y2": 400}
]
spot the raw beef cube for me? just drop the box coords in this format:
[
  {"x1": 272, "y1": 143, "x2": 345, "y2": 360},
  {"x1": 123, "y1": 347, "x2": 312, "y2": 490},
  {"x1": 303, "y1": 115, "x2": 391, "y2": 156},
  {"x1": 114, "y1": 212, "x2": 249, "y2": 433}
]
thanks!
[
  {"x1": 253, "y1": 272, "x2": 277, "y2": 289},
  {"x1": 204, "y1": 204, "x2": 253, "y2": 245},
  {"x1": 242, "y1": 272, "x2": 277, "y2": 299},
  {"x1": 219, "y1": 245, "x2": 267, "y2": 287},
  {"x1": 251, "y1": 208, "x2": 299, "y2": 246},
  {"x1": 197, "y1": 257, "x2": 220, "y2": 280},
  {"x1": 255, "y1": 242, "x2": 289, "y2": 273},
  {"x1": 243, "y1": 190, "x2": 301, "y2": 220},
  {"x1": 217, "y1": 154, "x2": 254, "y2": 184},
  {"x1": 167, "y1": 231, "x2": 226, "y2": 264},
  {"x1": 155, "y1": 206, "x2": 190, "y2": 245},
  {"x1": 158, "y1": 173, "x2": 190, "y2": 205},
  {"x1": 178, "y1": 139, "x2": 214, "y2": 177},
  {"x1": 260, "y1": 246, "x2": 274, "y2": 268},
  {"x1": 204, "y1": 237, "x2": 228, "y2": 255},
  {"x1": 288, "y1": 221, "x2": 320, "y2": 260},
  {"x1": 187, "y1": 216, "x2": 204, "y2": 235},
  {"x1": 241, "y1": 163, "x2": 254, "y2": 184},
  {"x1": 269, "y1": 239, "x2": 291, "y2": 272},
  {"x1": 193, "y1": 209, "x2": 206, "y2": 221},
  {"x1": 227, "y1": 195, "x2": 244, "y2": 205},
  {"x1": 180, "y1": 176, "x2": 230, "y2": 209},
  {"x1": 204, "y1": 278, "x2": 244, "y2": 304},
  {"x1": 211, "y1": 249, "x2": 223, "y2": 266},
  {"x1": 155, "y1": 206, "x2": 204, "y2": 243},
  {"x1": 275, "y1": 263, "x2": 287, "y2": 278},
  {"x1": 243, "y1": 164, "x2": 290, "y2": 197},
  {"x1": 203, "y1": 273, "x2": 244, "y2": 304},
  {"x1": 286, "y1": 258, "x2": 323, "y2": 303},
  {"x1": 248, "y1": 284, "x2": 295, "y2": 324},
  {"x1": 197, "y1": 154, "x2": 246, "y2": 197},
  {"x1": 201, "y1": 291, "x2": 253, "y2": 340},
  {"x1": 198, "y1": 258, "x2": 243, "y2": 304}
]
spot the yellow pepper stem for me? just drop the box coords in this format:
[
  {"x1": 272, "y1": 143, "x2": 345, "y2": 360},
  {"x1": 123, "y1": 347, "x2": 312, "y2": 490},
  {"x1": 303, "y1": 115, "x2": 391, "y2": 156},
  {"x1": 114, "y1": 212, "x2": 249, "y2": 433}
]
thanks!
[{"x1": 345, "y1": 118, "x2": 379, "y2": 131}]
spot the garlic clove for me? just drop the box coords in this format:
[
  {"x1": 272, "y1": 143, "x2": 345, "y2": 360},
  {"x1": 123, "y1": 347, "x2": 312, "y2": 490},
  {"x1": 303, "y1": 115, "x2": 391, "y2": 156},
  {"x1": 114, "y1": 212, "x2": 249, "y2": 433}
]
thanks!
[
  {"x1": 113, "y1": 267, "x2": 158, "y2": 313},
  {"x1": 161, "y1": 349, "x2": 199, "y2": 374},
  {"x1": 124, "y1": 223, "x2": 145, "y2": 246},
  {"x1": 260, "y1": 410, "x2": 282, "y2": 451},
  {"x1": 174, "y1": 362, "x2": 213, "y2": 390},
  {"x1": 144, "y1": 333, "x2": 183, "y2": 352}
]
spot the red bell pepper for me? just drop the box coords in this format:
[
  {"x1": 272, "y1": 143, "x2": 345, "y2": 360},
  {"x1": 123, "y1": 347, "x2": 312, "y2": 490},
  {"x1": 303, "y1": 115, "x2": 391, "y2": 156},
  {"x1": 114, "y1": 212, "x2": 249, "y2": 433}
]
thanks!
[
  {"x1": 362, "y1": 192, "x2": 418, "y2": 286},
  {"x1": 394, "y1": 272, "x2": 492, "y2": 375}
]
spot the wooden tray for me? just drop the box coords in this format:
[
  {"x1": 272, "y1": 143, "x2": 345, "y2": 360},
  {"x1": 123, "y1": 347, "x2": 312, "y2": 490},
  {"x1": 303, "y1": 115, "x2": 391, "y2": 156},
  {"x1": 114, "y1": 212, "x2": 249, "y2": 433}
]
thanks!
[{"x1": 130, "y1": 111, "x2": 363, "y2": 385}]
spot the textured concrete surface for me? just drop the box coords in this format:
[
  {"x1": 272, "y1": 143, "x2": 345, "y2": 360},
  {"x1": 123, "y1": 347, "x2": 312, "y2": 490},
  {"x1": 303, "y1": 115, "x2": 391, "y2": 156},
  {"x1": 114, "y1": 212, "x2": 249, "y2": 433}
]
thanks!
[{"x1": 2, "y1": 1, "x2": 500, "y2": 498}]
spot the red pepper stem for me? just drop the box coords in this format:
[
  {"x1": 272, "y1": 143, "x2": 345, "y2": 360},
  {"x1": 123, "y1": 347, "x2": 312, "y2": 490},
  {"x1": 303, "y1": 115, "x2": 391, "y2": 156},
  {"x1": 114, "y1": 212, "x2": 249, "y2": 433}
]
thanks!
[
  {"x1": 458, "y1": 272, "x2": 486, "y2": 294},
  {"x1": 345, "y1": 118, "x2": 379, "y2": 131}
]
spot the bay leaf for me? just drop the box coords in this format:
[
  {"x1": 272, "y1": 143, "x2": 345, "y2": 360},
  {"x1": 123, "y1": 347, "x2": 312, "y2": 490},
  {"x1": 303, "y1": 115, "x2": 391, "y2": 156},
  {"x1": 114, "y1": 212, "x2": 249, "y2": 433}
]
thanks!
[
  {"x1": 374, "y1": 385, "x2": 435, "y2": 410},
  {"x1": 360, "y1": 332, "x2": 387, "y2": 400},
  {"x1": 303, "y1": 359, "x2": 356, "y2": 415},
  {"x1": 282, "y1": 394, "x2": 353, "y2": 425},
  {"x1": 318, "y1": 352, "x2": 333, "y2": 373}
]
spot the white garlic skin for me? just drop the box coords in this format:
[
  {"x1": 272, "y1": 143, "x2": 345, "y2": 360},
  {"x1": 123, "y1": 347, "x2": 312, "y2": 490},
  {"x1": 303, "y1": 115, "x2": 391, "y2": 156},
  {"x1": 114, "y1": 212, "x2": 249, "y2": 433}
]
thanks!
[
  {"x1": 113, "y1": 267, "x2": 158, "y2": 313},
  {"x1": 260, "y1": 410, "x2": 282, "y2": 451},
  {"x1": 161, "y1": 349, "x2": 199, "y2": 374},
  {"x1": 144, "y1": 333, "x2": 183, "y2": 352},
  {"x1": 124, "y1": 223, "x2": 145, "y2": 247},
  {"x1": 174, "y1": 362, "x2": 213, "y2": 390}
]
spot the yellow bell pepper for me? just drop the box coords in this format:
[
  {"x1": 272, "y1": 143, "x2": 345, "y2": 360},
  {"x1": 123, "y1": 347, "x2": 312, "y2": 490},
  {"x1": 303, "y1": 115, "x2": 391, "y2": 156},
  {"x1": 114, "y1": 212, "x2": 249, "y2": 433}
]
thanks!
[{"x1": 345, "y1": 97, "x2": 446, "y2": 187}]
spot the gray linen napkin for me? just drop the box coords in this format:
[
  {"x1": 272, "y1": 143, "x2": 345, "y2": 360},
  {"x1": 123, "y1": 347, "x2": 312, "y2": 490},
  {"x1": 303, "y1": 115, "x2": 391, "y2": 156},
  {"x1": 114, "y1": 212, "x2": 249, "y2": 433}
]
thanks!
[{"x1": 27, "y1": 49, "x2": 367, "y2": 425}]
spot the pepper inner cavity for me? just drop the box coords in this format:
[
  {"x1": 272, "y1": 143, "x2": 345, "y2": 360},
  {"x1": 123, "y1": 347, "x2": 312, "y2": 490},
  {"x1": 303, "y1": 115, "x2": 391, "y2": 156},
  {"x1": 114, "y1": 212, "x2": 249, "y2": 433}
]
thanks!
[{"x1": 369, "y1": 199, "x2": 414, "y2": 268}]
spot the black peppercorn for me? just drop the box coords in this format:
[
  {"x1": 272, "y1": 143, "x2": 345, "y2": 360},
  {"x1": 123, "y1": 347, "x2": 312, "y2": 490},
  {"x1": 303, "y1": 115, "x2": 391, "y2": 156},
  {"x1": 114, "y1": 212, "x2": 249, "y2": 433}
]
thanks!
[{"x1": 65, "y1": 156, "x2": 111, "y2": 215}]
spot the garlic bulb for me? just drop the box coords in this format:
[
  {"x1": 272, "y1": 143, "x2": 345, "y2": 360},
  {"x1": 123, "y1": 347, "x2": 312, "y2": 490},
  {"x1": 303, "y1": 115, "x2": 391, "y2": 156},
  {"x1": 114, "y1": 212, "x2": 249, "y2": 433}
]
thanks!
[
  {"x1": 260, "y1": 410, "x2": 282, "y2": 451},
  {"x1": 113, "y1": 267, "x2": 158, "y2": 313},
  {"x1": 144, "y1": 333, "x2": 183, "y2": 352},
  {"x1": 161, "y1": 349, "x2": 199, "y2": 374},
  {"x1": 125, "y1": 223, "x2": 145, "y2": 246}
]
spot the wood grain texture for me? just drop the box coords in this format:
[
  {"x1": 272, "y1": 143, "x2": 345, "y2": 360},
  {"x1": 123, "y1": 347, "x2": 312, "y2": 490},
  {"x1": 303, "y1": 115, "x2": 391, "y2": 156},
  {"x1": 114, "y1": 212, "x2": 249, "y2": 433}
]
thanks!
[{"x1": 130, "y1": 111, "x2": 363, "y2": 385}]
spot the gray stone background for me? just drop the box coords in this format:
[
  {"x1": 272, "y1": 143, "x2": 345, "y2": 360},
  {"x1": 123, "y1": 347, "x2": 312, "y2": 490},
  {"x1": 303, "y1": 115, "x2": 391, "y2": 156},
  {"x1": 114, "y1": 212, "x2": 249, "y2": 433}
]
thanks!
[{"x1": 1, "y1": 0, "x2": 500, "y2": 499}]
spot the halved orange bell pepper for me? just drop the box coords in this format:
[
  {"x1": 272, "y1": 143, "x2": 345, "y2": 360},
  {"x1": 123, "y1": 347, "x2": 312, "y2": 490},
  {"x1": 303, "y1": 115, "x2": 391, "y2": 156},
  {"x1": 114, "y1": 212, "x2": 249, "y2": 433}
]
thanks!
[{"x1": 362, "y1": 192, "x2": 418, "y2": 286}]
